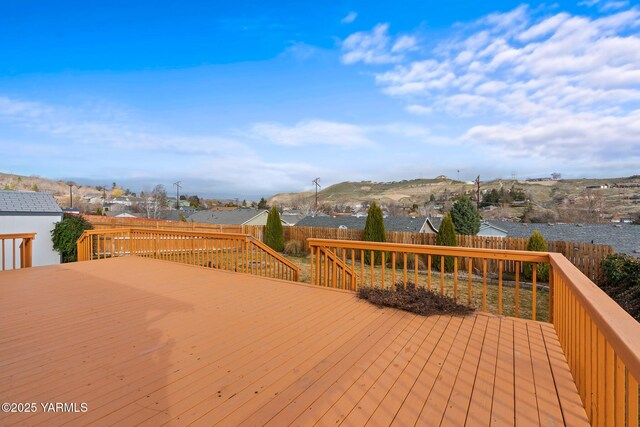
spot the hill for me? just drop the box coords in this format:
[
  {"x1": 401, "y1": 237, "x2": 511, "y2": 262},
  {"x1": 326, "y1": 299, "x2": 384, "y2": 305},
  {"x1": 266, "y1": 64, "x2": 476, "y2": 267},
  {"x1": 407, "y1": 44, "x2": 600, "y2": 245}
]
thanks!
[
  {"x1": 269, "y1": 176, "x2": 640, "y2": 223},
  {"x1": 0, "y1": 173, "x2": 106, "y2": 209}
]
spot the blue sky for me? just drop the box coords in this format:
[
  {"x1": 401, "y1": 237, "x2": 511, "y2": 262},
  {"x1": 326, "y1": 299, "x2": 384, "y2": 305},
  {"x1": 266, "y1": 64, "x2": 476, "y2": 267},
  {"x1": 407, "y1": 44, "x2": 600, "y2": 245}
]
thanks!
[{"x1": 1, "y1": 0, "x2": 639, "y2": 198}]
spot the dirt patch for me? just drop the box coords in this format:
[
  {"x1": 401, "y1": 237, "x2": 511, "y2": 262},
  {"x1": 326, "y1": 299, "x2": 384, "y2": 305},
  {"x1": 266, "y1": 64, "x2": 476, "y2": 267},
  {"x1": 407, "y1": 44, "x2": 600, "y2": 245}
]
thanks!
[{"x1": 357, "y1": 282, "x2": 475, "y2": 317}]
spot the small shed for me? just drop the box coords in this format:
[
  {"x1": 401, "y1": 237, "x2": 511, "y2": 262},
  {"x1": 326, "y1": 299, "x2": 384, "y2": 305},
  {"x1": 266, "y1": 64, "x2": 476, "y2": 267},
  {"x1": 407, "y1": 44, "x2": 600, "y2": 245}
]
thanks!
[
  {"x1": 477, "y1": 222, "x2": 508, "y2": 238},
  {"x1": 0, "y1": 190, "x2": 63, "y2": 267}
]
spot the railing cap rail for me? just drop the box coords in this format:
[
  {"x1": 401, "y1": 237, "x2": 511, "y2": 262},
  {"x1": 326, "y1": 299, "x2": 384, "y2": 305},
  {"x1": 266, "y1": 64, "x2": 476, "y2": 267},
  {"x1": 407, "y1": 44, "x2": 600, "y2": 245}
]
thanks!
[
  {"x1": 77, "y1": 227, "x2": 300, "y2": 275},
  {"x1": 549, "y1": 253, "x2": 640, "y2": 380},
  {"x1": 307, "y1": 238, "x2": 550, "y2": 263},
  {"x1": 0, "y1": 232, "x2": 36, "y2": 240}
]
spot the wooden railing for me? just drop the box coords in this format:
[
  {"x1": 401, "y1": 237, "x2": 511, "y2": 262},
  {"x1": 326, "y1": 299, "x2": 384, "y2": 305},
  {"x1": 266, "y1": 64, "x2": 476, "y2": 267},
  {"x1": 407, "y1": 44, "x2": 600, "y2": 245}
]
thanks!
[
  {"x1": 308, "y1": 238, "x2": 548, "y2": 320},
  {"x1": 0, "y1": 233, "x2": 35, "y2": 271},
  {"x1": 308, "y1": 238, "x2": 640, "y2": 426},
  {"x1": 77, "y1": 228, "x2": 299, "y2": 281},
  {"x1": 287, "y1": 226, "x2": 613, "y2": 281},
  {"x1": 312, "y1": 246, "x2": 358, "y2": 291},
  {"x1": 550, "y1": 253, "x2": 639, "y2": 426}
]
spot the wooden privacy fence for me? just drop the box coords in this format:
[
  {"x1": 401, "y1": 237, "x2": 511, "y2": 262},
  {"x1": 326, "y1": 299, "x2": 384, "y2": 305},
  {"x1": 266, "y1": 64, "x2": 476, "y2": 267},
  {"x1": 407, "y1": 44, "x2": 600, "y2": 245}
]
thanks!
[
  {"x1": 76, "y1": 228, "x2": 298, "y2": 281},
  {"x1": 309, "y1": 238, "x2": 640, "y2": 427},
  {"x1": 0, "y1": 233, "x2": 35, "y2": 271},
  {"x1": 284, "y1": 226, "x2": 613, "y2": 281},
  {"x1": 81, "y1": 217, "x2": 614, "y2": 280}
]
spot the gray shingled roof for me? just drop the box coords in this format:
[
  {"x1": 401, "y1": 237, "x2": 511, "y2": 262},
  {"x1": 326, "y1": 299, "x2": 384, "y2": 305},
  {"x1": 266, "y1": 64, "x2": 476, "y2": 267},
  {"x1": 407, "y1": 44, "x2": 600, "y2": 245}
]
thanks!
[
  {"x1": 0, "y1": 190, "x2": 62, "y2": 214},
  {"x1": 295, "y1": 216, "x2": 429, "y2": 233},
  {"x1": 188, "y1": 209, "x2": 268, "y2": 225},
  {"x1": 485, "y1": 221, "x2": 640, "y2": 256}
]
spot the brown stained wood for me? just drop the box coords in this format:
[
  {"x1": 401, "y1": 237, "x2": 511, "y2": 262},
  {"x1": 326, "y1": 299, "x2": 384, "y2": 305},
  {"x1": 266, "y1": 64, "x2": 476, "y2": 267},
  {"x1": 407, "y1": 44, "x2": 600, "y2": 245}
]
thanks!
[
  {"x1": 490, "y1": 318, "x2": 515, "y2": 426},
  {"x1": 268, "y1": 314, "x2": 427, "y2": 427},
  {"x1": 540, "y1": 322, "x2": 591, "y2": 426},
  {"x1": 0, "y1": 258, "x2": 588, "y2": 426},
  {"x1": 527, "y1": 323, "x2": 565, "y2": 425},
  {"x1": 465, "y1": 316, "x2": 501, "y2": 426},
  {"x1": 415, "y1": 315, "x2": 478, "y2": 425},
  {"x1": 299, "y1": 315, "x2": 447, "y2": 426},
  {"x1": 439, "y1": 315, "x2": 489, "y2": 427},
  {"x1": 513, "y1": 319, "x2": 540, "y2": 426}
]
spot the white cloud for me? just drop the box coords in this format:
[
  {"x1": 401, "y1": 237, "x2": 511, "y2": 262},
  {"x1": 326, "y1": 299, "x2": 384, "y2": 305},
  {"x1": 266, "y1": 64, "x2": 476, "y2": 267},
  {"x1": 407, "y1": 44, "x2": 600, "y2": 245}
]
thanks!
[
  {"x1": 250, "y1": 119, "x2": 432, "y2": 148},
  {"x1": 341, "y1": 4, "x2": 640, "y2": 168},
  {"x1": 251, "y1": 120, "x2": 372, "y2": 147},
  {"x1": 391, "y1": 35, "x2": 417, "y2": 53},
  {"x1": 341, "y1": 24, "x2": 414, "y2": 64},
  {"x1": 341, "y1": 11, "x2": 357, "y2": 24},
  {"x1": 405, "y1": 104, "x2": 433, "y2": 116},
  {"x1": 580, "y1": 0, "x2": 630, "y2": 12},
  {"x1": 0, "y1": 96, "x2": 250, "y2": 156}
]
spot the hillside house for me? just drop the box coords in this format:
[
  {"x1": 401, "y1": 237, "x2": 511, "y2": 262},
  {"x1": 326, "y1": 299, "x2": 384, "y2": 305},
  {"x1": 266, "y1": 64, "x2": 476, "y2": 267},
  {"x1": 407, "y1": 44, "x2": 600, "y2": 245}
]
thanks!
[{"x1": 0, "y1": 190, "x2": 62, "y2": 267}]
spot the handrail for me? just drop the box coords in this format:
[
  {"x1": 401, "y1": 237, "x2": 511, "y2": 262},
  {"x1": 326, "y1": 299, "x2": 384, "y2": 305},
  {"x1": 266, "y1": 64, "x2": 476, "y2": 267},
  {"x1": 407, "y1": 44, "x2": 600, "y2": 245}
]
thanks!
[
  {"x1": 312, "y1": 246, "x2": 358, "y2": 290},
  {"x1": 307, "y1": 238, "x2": 550, "y2": 262},
  {"x1": 76, "y1": 227, "x2": 300, "y2": 282},
  {"x1": 0, "y1": 232, "x2": 36, "y2": 270},
  {"x1": 549, "y1": 253, "x2": 639, "y2": 425},
  {"x1": 246, "y1": 237, "x2": 300, "y2": 280}
]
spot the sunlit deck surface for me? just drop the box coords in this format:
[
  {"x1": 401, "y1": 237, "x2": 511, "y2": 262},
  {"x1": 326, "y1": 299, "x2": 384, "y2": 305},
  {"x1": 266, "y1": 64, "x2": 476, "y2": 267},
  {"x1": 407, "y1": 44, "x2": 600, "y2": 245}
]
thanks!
[{"x1": 0, "y1": 257, "x2": 589, "y2": 426}]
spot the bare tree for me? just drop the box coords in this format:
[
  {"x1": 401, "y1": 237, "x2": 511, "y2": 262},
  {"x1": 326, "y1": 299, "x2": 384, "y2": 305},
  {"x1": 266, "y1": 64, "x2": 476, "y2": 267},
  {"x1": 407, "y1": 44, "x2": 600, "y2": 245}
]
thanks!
[{"x1": 134, "y1": 184, "x2": 167, "y2": 219}]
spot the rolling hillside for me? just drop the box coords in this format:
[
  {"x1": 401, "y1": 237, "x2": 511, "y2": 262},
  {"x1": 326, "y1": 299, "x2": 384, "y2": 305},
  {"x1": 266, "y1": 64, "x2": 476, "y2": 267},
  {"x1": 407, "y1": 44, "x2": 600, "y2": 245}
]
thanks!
[{"x1": 270, "y1": 176, "x2": 640, "y2": 222}]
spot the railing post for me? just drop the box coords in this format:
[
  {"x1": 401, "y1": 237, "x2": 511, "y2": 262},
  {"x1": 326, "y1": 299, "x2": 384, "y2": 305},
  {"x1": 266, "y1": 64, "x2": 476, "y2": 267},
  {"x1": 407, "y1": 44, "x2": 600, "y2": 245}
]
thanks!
[{"x1": 549, "y1": 264, "x2": 554, "y2": 324}]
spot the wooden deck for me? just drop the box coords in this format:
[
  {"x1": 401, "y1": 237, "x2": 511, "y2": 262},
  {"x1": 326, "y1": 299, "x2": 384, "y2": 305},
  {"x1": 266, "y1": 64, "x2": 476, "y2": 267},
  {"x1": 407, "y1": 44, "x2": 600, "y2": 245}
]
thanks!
[{"x1": 0, "y1": 257, "x2": 589, "y2": 426}]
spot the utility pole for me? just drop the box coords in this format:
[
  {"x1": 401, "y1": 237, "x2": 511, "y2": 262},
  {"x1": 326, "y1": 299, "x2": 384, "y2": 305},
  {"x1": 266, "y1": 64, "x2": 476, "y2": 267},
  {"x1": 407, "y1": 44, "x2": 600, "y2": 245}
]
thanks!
[
  {"x1": 101, "y1": 185, "x2": 108, "y2": 216},
  {"x1": 475, "y1": 176, "x2": 481, "y2": 210},
  {"x1": 312, "y1": 177, "x2": 321, "y2": 215},
  {"x1": 173, "y1": 181, "x2": 182, "y2": 210},
  {"x1": 68, "y1": 183, "x2": 73, "y2": 209}
]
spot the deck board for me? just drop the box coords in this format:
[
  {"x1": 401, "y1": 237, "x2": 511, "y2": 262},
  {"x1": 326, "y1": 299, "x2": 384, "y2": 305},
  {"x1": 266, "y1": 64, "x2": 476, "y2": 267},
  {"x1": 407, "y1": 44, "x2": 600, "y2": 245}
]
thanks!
[{"x1": 0, "y1": 257, "x2": 589, "y2": 426}]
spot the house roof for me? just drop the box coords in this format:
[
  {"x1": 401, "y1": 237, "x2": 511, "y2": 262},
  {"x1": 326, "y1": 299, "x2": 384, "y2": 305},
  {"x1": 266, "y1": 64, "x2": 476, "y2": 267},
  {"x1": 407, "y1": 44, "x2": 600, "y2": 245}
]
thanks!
[
  {"x1": 295, "y1": 215, "x2": 430, "y2": 233},
  {"x1": 479, "y1": 222, "x2": 508, "y2": 234},
  {"x1": 486, "y1": 220, "x2": 640, "y2": 256},
  {"x1": 280, "y1": 212, "x2": 306, "y2": 225},
  {"x1": 0, "y1": 190, "x2": 62, "y2": 214},
  {"x1": 188, "y1": 208, "x2": 268, "y2": 225}
]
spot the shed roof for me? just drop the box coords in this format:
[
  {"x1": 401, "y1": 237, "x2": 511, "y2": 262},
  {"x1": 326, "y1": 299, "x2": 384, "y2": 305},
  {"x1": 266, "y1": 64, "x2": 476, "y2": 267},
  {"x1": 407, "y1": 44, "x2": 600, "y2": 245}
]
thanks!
[{"x1": 0, "y1": 190, "x2": 62, "y2": 214}]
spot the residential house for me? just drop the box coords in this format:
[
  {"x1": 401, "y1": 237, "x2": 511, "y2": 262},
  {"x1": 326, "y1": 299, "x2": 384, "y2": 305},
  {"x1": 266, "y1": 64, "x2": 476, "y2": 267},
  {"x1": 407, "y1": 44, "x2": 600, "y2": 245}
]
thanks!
[
  {"x1": 188, "y1": 208, "x2": 287, "y2": 226},
  {"x1": 0, "y1": 190, "x2": 63, "y2": 266}
]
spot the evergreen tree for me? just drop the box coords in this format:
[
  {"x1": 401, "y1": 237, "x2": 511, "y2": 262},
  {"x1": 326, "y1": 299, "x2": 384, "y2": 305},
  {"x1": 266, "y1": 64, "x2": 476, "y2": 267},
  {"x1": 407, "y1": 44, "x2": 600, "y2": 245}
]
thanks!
[
  {"x1": 363, "y1": 202, "x2": 386, "y2": 265},
  {"x1": 51, "y1": 214, "x2": 93, "y2": 263},
  {"x1": 264, "y1": 207, "x2": 284, "y2": 252},
  {"x1": 450, "y1": 196, "x2": 481, "y2": 235},
  {"x1": 434, "y1": 213, "x2": 457, "y2": 272},
  {"x1": 257, "y1": 197, "x2": 268, "y2": 209},
  {"x1": 524, "y1": 230, "x2": 549, "y2": 281}
]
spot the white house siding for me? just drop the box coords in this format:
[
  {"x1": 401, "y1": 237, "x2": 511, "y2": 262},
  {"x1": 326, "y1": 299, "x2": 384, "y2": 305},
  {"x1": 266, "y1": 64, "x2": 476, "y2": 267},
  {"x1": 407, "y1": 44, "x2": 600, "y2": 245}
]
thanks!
[{"x1": 0, "y1": 214, "x2": 62, "y2": 267}]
